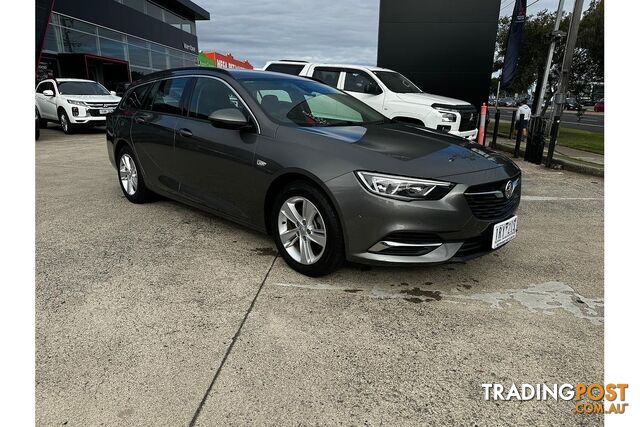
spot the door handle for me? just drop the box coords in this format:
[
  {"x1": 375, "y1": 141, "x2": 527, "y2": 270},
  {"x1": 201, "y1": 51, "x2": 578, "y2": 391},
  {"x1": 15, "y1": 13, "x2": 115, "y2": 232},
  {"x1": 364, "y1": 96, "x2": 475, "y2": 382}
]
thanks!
[
  {"x1": 135, "y1": 117, "x2": 147, "y2": 124},
  {"x1": 178, "y1": 128, "x2": 193, "y2": 137}
]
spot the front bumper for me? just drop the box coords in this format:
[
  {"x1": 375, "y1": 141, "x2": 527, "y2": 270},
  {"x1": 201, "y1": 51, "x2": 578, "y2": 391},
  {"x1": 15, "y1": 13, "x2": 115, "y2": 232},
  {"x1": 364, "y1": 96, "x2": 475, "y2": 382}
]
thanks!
[
  {"x1": 449, "y1": 128, "x2": 478, "y2": 140},
  {"x1": 324, "y1": 171, "x2": 519, "y2": 266},
  {"x1": 67, "y1": 106, "x2": 113, "y2": 125}
]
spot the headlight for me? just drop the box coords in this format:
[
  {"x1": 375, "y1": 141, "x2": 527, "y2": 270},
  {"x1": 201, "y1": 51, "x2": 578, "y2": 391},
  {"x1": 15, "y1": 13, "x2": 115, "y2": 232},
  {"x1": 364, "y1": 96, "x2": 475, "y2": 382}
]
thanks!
[
  {"x1": 434, "y1": 107, "x2": 457, "y2": 123},
  {"x1": 356, "y1": 171, "x2": 453, "y2": 201},
  {"x1": 67, "y1": 99, "x2": 88, "y2": 107}
]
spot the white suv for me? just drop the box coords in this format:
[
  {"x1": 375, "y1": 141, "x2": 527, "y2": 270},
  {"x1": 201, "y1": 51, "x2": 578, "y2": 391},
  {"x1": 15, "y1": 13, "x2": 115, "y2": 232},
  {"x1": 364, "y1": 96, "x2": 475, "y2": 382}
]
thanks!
[
  {"x1": 263, "y1": 61, "x2": 478, "y2": 140},
  {"x1": 35, "y1": 78, "x2": 121, "y2": 134}
]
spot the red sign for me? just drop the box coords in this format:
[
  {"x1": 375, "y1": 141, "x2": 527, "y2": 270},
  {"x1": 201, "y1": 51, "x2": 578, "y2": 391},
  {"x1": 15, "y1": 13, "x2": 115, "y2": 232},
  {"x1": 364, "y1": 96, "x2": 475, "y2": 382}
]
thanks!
[{"x1": 202, "y1": 51, "x2": 253, "y2": 70}]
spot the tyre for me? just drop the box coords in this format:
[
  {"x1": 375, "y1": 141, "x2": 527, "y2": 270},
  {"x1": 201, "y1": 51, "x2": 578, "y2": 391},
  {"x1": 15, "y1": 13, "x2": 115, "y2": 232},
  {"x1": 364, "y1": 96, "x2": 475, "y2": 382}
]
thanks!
[
  {"x1": 272, "y1": 181, "x2": 344, "y2": 276},
  {"x1": 59, "y1": 110, "x2": 73, "y2": 134},
  {"x1": 36, "y1": 109, "x2": 47, "y2": 128},
  {"x1": 116, "y1": 145, "x2": 152, "y2": 203}
]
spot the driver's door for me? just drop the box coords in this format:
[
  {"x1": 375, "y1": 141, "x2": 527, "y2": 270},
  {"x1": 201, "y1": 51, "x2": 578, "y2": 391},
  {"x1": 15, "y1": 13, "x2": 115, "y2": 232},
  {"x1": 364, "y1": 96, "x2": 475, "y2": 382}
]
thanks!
[{"x1": 340, "y1": 69, "x2": 385, "y2": 113}]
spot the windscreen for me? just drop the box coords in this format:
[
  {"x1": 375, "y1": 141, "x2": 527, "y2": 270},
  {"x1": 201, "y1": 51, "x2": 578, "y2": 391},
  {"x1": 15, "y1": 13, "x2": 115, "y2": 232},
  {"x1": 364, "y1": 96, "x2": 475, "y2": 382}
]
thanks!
[
  {"x1": 58, "y1": 81, "x2": 110, "y2": 95},
  {"x1": 372, "y1": 71, "x2": 422, "y2": 93},
  {"x1": 238, "y1": 77, "x2": 388, "y2": 127}
]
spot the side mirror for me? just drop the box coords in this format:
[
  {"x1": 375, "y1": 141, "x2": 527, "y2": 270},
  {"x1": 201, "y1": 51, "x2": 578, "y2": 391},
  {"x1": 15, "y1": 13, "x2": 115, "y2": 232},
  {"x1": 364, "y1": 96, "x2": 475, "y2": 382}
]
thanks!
[
  {"x1": 364, "y1": 83, "x2": 382, "y2": 95},
  {"x1": 208, "y1": 108, "x2": 251, "y2": 130},
  {"x1": 43, "y1": 89, "x2": 54, "y2": 97},
  {"x1": 110, "y1": 91, "x2": 117, "y2": 96}
]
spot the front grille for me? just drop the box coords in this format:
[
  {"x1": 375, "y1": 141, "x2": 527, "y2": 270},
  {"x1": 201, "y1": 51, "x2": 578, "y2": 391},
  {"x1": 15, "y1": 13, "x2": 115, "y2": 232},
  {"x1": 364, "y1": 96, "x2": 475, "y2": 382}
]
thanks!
[
  {"x1": 458, "y1": 110, "x2": 478, "y2": 132},
  {"x1": 464, "y1": 176, "x2": 521, "y2": 221},
  {"x1": 88, "y1": 109, "x2": 110, "y2": 117},
  {"x1": 86, "y1": 102, "x2": 118, "y2": 108},
  {"x1": 454, "y1": 234, "x2": 491, "y2": 258}
]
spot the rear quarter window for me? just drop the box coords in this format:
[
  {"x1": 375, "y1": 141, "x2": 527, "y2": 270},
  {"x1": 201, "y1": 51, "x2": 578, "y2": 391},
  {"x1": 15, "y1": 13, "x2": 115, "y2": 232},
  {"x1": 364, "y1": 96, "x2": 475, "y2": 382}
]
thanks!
[
  {"x1": 122, "y1": 84, "x2": 151, "y2": 110},
  {"x1": 265, "y1": 63, "x2": 305, "y2": 75}
]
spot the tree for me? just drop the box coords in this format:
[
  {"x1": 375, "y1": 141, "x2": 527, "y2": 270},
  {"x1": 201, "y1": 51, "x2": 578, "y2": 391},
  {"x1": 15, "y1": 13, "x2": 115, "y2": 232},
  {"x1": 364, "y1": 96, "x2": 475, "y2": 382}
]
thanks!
[{"x1": 493, "y1": 0, "x2": 604, "y2": 98}]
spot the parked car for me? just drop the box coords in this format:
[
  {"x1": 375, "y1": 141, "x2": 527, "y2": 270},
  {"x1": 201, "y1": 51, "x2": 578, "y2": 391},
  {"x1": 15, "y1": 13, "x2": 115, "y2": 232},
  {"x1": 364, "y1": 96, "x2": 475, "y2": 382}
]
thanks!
[
  {"x1": 594, "y1": 98, "x2": 604, "y2": 112},
  {"x1": 35, "y1": 78, "x2": 121, "y2": 134},
  {"x1": 106, "y1": 67, "x2": 521, "y2": 276},
  {"x1": 263, "y1": 60, "x2": 479, "y2": 140},
  {"x1": 498, "y1": 97, "x2": 516, "y2": 107},
  {"x1": 565, "y1": 97, "x2": 580, "y2": 110}
]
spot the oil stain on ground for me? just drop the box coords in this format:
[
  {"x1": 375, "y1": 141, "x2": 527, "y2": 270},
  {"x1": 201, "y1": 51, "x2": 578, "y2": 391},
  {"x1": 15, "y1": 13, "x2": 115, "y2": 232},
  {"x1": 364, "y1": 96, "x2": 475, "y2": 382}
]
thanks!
[{"x1": 273, "y1": 281, "x2": 602, "y2": 323}]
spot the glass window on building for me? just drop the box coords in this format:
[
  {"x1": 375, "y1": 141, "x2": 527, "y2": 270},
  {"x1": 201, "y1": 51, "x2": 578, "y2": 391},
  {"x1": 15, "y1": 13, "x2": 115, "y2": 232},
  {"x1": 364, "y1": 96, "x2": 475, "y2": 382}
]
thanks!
[
  {"x1": 146, "y1": 1, "x2": 164, "y2": 21},
  {"x1": 151, "y1": 50, "x2": 168, "y2": 69},
  {"x1": 43, "y1": 26, "x2": 60, "y2": 52},
  {"x1": 99, "y1": 38, "x2": 127, "y2": 61},
  {"x1": 122, "y1": 0, "x2": 146, "y2": 14},
  {"x1": 60, "y1": 28, "x2": 98, "y2": 55},
  {"x1": 128, "y1": 44, "x2": 150, "y2": 67}
]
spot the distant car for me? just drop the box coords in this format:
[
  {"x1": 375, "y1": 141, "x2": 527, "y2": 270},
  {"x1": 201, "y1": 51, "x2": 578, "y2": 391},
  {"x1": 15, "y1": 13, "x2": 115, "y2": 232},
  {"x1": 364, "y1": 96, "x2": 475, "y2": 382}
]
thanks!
[
  {"x1": 565, "y1": 97, "x2": 580, "y2": 110},
  {"x1": 35, "y1": 78, "x2": 121, "y2": 134},
  {"x1": 498, "y1": 97, "x2": 516, "y2": 107},
  {"x1": 594, "y1": 98, "x2": 604, "y2": 112},
  {"x1": 264, "y1": 60, "x2": 479, "y2": 140}
]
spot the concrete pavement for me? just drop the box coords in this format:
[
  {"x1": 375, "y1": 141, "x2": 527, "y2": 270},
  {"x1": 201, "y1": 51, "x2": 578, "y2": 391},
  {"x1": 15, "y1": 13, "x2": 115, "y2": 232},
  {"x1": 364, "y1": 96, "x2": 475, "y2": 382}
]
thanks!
[{"x1": 36, "y1": 127, "x2": 604, "y2": 426}]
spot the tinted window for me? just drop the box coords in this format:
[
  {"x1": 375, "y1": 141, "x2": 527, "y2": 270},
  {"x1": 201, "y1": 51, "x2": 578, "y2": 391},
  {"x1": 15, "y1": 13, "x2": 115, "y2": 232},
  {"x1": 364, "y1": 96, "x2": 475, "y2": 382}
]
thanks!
[
  {"x1": 372, "y1": 71, "x2": 422, "y2": 93},
  {"x1": 238, "y1": 77, "x2": 386, "y2": 127},
  {"x1": 123, "y1": 84, "x2": 151, "y2": 110},
  {"x1": 188, "y1": 78, "x2": 245, "y2": 120},
  {"x1": 311, "y1": 68, "x2": 340, "y2": 88},
  {"x1": 265, "y1": 63, "x2": 305, "y2": 75},
  {"x1": 344, "y1": 70, "x2": 379, "y2": 94},
  {"x1": 58, "y1": 81, "x2": 109, "y2": 95},
  {"x1": 36, "y1": 82, "x2": 53, "y2": 94},
  {"x1": 149, "y1": 78, "x2": 189, "y2": 115}
]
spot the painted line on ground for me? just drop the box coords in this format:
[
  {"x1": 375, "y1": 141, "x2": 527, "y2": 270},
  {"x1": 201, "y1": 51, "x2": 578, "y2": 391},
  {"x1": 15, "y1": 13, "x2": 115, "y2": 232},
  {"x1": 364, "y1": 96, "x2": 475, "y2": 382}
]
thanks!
[{"x1": 521, "y1": 195, "x2": 603, "y2": 201}]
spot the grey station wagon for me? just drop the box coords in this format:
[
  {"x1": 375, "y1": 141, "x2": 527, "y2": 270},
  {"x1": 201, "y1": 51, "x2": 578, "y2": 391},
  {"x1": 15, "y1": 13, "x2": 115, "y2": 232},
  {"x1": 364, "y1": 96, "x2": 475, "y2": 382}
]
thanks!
[{"x1": 106, "y1": 67, "x2": 521, "y2": 276}]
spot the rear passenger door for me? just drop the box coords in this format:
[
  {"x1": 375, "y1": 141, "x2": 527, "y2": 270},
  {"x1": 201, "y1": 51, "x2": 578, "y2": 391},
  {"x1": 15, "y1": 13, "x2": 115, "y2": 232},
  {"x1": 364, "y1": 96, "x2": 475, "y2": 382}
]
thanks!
[
  {"x1": 310, "y1": 67, "x2": 341, "y2": 88},
  {"x1": 130, "y1": 76, "x2": 191, "y2": 194},
  {"x1": 173, "y1": 76, "x2": 260, "y2": 221}
]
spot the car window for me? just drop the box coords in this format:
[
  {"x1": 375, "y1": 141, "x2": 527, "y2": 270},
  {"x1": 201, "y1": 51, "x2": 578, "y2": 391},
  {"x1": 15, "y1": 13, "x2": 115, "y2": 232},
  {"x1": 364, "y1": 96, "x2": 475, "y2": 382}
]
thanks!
[
  {"x1": 311, "y1": 68, "x2": 340, "y2": 88},
  {"x1": 265, "y1": 63, "x2": 305, "y2": 75},
  {"x1": 344, "y1": 70, "x2": 379, "y2": 94},
  {"x1": 188, "y1": 77, "x2": 245, "y2": 120},
  {"x1": 123, "y1": 84, "x2": 151, "y2": 110},
  {"x1": 149, "y1": 78, "x2": 189, "y2": 115},
  {"x1": 36, "y1": 82, "x2": 53, "y2": 94},
  {"x1": 372, "y1": 71, "x2": 422, "y2": 93},
  {"x1": 238, "y1": 77, "x2": 386, "y2": 127}
]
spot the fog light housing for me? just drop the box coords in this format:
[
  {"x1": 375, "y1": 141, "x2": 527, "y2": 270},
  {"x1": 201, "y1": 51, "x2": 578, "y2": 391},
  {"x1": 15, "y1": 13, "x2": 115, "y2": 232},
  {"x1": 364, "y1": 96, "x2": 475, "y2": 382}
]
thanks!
[
  {"x1": 436, "y1": 125, "x2": 451, "y2": 132},
  {"x1": 71, "y1": 107, "x2": 79, "y2": 117}
]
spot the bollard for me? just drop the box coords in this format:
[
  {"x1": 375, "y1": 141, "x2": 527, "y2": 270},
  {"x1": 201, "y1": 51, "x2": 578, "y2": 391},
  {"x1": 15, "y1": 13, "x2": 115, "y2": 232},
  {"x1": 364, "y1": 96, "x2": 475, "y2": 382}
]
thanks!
[
  {"x1": 477, "y1": 103, "x2": 487, "y2": 145},
  {"x1": 513, "y1": 114, "x2": 525, "y2": 158},
  {"x1": 546, "y1": 115, "x2": 561, "y2": 167},
  {"x1": 509, "y1": 109, "x2": 517, "y2": 139},
  {"x1": 491, "y1": 109, "x2": 501, "y2": 149}
]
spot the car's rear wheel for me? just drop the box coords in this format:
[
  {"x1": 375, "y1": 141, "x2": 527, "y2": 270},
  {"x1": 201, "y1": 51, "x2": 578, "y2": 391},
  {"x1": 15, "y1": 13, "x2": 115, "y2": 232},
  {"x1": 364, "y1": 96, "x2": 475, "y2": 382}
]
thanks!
[
  {"x1": 272, "y1": 181, "x2": 344, "y2": 276},
  {"x1": 117, "y1": 146, "x2": 151, "y2": 203},
  {"x1": 59, "y1": 110, "x2": 73, "y2": 134}
]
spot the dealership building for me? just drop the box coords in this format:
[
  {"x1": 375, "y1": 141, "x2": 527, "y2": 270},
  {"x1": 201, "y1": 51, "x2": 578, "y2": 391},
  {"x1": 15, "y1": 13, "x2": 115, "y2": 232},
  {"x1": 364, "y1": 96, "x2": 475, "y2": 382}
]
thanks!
[{"x1": 36, "y1": 0, "x2": 210, "y2": 90}]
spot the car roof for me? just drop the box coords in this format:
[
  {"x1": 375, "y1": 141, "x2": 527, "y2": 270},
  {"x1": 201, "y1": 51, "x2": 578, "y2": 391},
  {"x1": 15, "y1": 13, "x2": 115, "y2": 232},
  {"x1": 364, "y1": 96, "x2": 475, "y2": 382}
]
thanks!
[
  {"x1": 266, "y1": 61, "x2": 393, "y2": 72},
  {"x1": 132, "y1": 66, "x2": 317, "y2": 84},
  {"x1": 55, "y1": 78, "x2": 97, "y2": 83}
]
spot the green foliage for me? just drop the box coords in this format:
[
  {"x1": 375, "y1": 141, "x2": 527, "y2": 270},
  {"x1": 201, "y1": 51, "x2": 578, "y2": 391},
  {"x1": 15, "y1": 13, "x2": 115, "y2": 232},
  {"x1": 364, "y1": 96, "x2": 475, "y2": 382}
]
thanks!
[{"x1": 494, "y1": 0, "x2": 604, "y2": 97}]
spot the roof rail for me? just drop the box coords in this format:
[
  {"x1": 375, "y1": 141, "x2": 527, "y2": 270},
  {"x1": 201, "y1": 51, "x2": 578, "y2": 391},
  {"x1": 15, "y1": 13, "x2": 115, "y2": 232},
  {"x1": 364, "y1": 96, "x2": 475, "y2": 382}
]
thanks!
[{"x1": 277, "y1": 59, "x2": 309, "y2": 63}]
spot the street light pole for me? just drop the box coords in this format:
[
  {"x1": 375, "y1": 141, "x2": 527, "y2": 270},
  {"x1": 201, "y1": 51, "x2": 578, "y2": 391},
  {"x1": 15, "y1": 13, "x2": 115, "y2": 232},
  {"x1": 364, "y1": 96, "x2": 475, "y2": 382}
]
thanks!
[
  {"x1": 534, "y1": 0, "x2": 565, "y2": 116},
  {"x1": 546, "y1": 0, "x2": 585, "y2": 167}
]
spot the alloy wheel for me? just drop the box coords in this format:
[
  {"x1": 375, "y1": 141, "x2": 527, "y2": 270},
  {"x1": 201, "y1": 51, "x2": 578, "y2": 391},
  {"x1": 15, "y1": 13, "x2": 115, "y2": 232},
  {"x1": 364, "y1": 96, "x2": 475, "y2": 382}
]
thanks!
[
  {"x1": 119, "y1": 154, "x2": 138, "y2": 196},
  {"x1": 60, "y1": 114, "x2": 68, "y2": 132},
  {"x1": 278, "y1": 196, "x2": 327, "y2": 265}
]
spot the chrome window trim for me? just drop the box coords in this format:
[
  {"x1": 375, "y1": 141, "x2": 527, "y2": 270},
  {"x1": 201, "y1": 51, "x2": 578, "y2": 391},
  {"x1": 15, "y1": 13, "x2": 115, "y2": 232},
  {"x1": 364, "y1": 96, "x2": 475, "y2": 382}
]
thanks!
[{"x1": 127, "y1": 74, "x2": 261, "y2": 134}]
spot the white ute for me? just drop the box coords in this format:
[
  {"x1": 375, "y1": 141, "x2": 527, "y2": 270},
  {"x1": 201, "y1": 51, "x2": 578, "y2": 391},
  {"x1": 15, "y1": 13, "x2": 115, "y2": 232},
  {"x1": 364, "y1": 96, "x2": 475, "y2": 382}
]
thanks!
[
  {"x1": 263, "y1": 60, "x2": 478, "y2": 140},
  {"x1": 35, "y1": 78, "x2": 121, "y2": 134}
]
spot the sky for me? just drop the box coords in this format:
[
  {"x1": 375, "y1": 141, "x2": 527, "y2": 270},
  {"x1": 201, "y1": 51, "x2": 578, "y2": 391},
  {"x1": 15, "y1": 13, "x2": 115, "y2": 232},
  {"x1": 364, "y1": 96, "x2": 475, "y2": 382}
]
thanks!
[{"x1": 194, "y1": 0, "x2": 593, "y2": 69}]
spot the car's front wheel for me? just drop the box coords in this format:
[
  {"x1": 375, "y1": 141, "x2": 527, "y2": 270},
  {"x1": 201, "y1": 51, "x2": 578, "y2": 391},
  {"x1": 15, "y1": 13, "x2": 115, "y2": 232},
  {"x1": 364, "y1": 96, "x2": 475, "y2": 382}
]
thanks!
[
  {"x1": 117, "y1": 145, "x2": 151, "y2": 203},
  {"x1": 36, "y1": 109, "x2": 47, "y2": 128},
  {"x1": 272, "y1": 182, "x2": 344, "y2": 276},
  {"x1": 59, "y1": 110, "x2": 73, "y2": 134}
]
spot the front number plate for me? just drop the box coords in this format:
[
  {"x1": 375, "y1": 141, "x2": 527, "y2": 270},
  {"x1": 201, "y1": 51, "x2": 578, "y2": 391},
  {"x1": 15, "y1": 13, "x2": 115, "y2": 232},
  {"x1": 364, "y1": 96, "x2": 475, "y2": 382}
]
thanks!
[
  {"x1": 99, "y1": 108, "x2": 112, "y2": 114},
  {"x1": 492, "y1": 216, "x2": 518, "y2": 249}
]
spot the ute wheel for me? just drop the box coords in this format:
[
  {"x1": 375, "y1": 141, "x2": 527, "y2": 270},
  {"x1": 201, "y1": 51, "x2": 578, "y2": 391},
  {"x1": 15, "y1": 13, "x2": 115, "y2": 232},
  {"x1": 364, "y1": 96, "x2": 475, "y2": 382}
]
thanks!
[
  {"x1": 272, "y1": 181, "x2": 344, "y2": 277},
  {"x1": 37, "y1": 109, "x2": 47, "y2": 128},
  {"x1": 117, "y1": 145, "x2": 152, "y2": 203}
]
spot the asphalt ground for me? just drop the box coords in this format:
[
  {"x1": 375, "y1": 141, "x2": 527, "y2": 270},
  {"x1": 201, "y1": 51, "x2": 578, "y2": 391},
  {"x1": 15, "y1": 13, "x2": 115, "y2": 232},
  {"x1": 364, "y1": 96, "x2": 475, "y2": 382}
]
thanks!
[
  {"x1": 36, "y1": 126, "x2": 604, "y2": 426},
  {"x1": 488, "y1": 108, "x2": 604, "y2": 133}
]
